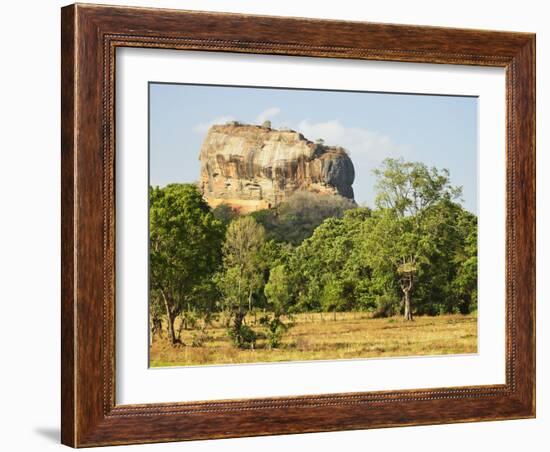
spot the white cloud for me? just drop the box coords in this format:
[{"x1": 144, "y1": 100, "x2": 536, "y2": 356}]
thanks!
[
  {"x1": 297, "y1": 119, "x2": 407, "y2": 162},
  {"x1": 193, "y1": 116, "x2": 235, "y2": 134},
  {"x1": 256, "y1": 107, "x2": 281, "y2": 124}
]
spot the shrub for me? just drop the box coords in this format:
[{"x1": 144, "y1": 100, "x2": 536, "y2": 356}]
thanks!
[
  {"x1": 372, "y1": 294, "x2": 398, "y2": 318},
  {"x1": 228, "y1": 323, "x2": 258, "y2": 349},
  {"x1": 261, "y1": 315, "x2": 292, "y2": 349}
]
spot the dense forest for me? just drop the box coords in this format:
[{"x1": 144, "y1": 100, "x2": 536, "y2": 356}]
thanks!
[{"x1": 149, "y1": 158, "x2": 477, "y2": 349}]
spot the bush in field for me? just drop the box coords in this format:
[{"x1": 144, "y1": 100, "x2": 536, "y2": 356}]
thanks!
[
  {"x1": 227, "y1": 323, "x2": 258, "y2": 349},
  {"x1": 372, "y1": 294, "x2": 398, "y2": 318},
  {"x1": 260, "y1": 316, "x2": 289, "y2": 349}
]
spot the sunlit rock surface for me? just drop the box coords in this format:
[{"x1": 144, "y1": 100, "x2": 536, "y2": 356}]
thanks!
[{"x1": 199, "y1": 122, "x2": 355, "y2": 213}]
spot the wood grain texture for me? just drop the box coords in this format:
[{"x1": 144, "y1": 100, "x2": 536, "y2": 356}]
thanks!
[
  {"x1": 60, "y1": 3, "x2": 536, "y2": 447},
  {"x1": 60, "y1": 5, "x2": 76, "y2": 447}
]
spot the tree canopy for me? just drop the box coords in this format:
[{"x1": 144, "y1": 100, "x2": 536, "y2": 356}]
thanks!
[
  {"x1": 373, "y1": 157, "x2": 463, "y2": 216},
  {"x1": 149, "y1": 183, "x2": 225, "y2": 344},
  {"x1": 251, "y1": 191, "x2": 356, "y2": 245},
  {"x1": 149, "y1": 158, "x2": 478, "y2": 348}
]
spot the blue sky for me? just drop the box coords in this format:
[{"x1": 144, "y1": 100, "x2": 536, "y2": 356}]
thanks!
[{"x1": 149, "y1": 83, "x2": 478, "y2": 213}]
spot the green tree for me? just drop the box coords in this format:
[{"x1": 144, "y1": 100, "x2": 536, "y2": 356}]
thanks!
[
  {"x1": 409, "y1": 200, "x2": 477, "y2": 315},
  {"x1": 451, "y1": 207, "x2": 478, "y2": 314},
  {"x1": 267, "y1": 164, "x2": 476, "y2": 321},
  {"x1": 373, "y1": 157, "x2": 462, "y2": 217},
  {"x1": 217, "y1": 216, "x2": 267, "y2": 348},
  {"x1": 149, "y1": 184, "x2": 224, "y2": 345},
  {"x1": 263, "y1": 265, "x2": 294, "y2": 347},
  {"x1": 283, "y1": 208, "x2": 373, "y2": 316},
  {"x1": 359, "y1": 210, "x2": 409, "y2": 317},
  {"x1": 369, "y1": 159, "x2": 464, "y2": 320},
  {"x1": 359, "y1": 200, "x2": 477, "y2": 319}
]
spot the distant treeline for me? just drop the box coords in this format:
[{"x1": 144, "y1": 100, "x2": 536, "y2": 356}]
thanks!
[{"x1": 150, "y1": 158, "x2": 477, "y2": 349}]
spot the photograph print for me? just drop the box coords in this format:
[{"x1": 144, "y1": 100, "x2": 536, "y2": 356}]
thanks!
[{"x1": 148, "y1": 83, "x2": 478, "y2": 367}]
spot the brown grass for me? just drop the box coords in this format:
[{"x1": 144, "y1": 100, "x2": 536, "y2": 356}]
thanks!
[{"x1": 149, "y1": 312, "x2": 477, "y2": 367}]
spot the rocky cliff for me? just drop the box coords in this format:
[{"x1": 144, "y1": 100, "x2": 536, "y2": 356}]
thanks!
[{"x1": 199, "y1": 122, "x2": 355, "y2": 213}]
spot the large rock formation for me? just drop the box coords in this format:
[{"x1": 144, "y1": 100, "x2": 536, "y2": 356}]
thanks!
[{"x1": 199, "y1": 122, "x2": 355, "y2": 213}]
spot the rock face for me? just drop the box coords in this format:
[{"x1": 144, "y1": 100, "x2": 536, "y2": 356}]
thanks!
[{"x1": 199, "y1": 122, "x2": 355, "y2": 213}]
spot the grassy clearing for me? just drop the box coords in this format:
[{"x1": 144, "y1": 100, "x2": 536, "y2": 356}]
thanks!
[{"x1": 149, "y1": 312, "x2": 477, "y2": 367}]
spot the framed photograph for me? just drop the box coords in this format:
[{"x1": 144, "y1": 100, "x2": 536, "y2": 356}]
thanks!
[{"x1": 61, "y1": 3, "x2": 535, "y2": 447}]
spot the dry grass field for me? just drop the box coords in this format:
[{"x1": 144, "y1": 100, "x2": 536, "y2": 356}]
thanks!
[{"x1": 149, "y1": 312, "x2": 477, "y2": 367}]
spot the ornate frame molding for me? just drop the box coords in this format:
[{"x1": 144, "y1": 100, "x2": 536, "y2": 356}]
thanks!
[{"x1": 62, "y1": 4, "x2": 535, "y2": 447}]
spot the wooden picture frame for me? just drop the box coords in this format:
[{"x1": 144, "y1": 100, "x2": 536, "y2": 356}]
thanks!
[{"x1": 61, "y1": 3, "x2": 535, "y2": 447}]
